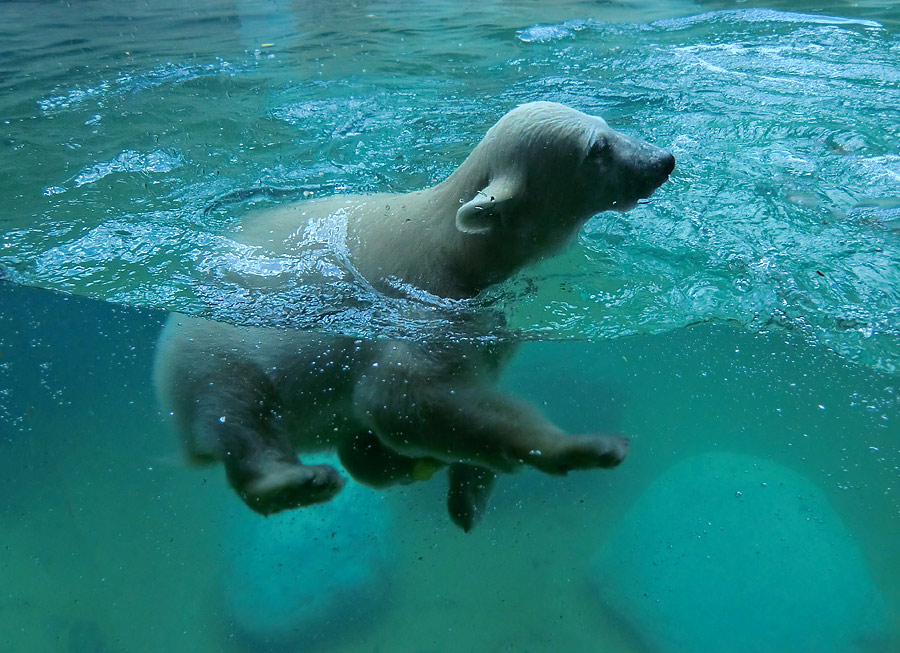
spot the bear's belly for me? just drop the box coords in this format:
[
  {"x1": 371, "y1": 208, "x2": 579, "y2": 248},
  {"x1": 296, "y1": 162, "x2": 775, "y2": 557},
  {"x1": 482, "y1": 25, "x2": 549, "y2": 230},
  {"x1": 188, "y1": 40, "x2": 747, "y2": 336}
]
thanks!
[
  {"x1": 266, "y1": 336, "x2": 373, "y2": 450},
  {"x1": 276, "y1": 385, "x2": 360, "y2": 452}
]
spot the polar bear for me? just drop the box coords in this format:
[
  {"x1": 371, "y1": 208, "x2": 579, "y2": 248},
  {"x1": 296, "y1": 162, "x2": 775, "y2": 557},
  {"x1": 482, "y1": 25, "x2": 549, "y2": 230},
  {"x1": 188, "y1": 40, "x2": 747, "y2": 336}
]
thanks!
[{"x1": 154, "y1": 102, "x2": 674, "y2": 530}]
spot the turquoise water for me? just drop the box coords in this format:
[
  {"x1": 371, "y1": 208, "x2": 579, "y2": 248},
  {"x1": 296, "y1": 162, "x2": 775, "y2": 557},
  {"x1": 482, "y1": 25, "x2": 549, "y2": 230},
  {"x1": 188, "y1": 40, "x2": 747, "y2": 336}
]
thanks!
[{"x1": 1, "y1": 1, "x2": 899, "y2": 651}]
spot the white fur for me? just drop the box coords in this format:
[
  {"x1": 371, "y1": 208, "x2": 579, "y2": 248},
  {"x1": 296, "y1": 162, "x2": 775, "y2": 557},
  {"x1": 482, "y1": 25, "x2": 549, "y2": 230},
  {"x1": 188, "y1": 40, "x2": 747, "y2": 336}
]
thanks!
[{"x1": 154, "y1": 102, "x2": 673, "y2": 529}]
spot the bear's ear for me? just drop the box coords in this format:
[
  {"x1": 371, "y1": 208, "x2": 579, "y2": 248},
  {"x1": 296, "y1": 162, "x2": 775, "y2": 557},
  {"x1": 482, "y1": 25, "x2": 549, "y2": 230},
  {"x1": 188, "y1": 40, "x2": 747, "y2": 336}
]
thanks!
[{"x1": 455, "y1": 177, "x2": 518, "y2": 236}]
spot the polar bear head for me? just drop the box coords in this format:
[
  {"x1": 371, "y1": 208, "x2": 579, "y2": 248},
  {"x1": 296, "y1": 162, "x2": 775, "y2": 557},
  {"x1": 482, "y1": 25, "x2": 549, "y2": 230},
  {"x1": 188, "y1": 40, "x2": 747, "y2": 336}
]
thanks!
[{"x1": 451, "y1": 102, "x2": 674, "y2": 260}]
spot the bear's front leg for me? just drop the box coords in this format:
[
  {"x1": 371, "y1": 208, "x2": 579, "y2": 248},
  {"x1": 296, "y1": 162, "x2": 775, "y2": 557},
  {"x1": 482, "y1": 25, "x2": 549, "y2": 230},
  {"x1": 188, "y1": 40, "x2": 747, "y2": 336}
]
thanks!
[
  {"x1": 355, "y1": 369, "x2": 628, "y2": 476},
  {"x1": 186, "y1": 361, "x2": 345, "y2": 516}
]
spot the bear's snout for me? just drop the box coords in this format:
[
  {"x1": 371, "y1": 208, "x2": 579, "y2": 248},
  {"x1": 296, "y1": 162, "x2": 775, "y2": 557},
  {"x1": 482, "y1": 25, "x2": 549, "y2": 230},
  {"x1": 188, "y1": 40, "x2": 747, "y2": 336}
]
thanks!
[
  {"x1": 641, "y1": 148, "x2": 675, "y2": 198},
  {"x1": 660, "y1": 151, "x2": 676, "y2": 178},
  {"x1": 621, "y1": 135, "x2": 675, "y2": 204}
]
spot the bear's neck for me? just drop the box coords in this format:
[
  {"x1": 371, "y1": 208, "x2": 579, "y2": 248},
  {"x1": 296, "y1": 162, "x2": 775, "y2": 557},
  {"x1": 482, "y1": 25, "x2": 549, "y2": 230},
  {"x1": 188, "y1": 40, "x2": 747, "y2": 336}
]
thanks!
[
  {"x1": 430, "y1": 167, "x2": 527, "y2": 296},
  {"x1": 347, "y1": 167, "x2": 530, "y2": 300}
]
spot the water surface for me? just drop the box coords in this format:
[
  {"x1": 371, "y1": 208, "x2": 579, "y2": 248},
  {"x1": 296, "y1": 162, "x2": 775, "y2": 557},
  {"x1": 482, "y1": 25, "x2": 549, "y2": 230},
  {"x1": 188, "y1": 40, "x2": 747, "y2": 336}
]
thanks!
[{"x1": 2, "y1": 0, "x2": 898, "y2": 364}]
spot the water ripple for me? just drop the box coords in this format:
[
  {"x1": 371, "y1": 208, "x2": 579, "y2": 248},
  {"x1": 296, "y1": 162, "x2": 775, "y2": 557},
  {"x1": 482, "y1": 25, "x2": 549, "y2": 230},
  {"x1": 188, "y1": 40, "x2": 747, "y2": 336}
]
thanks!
[
  {"x1": 37, "y1": 59, "x2": 241, "y2": 114},
  {"x1": 70, "y1": 149, "x2": 184, "y2": 188},
  {"x1": 3, "y1": 7, "x2": 899, "y2": 371}
]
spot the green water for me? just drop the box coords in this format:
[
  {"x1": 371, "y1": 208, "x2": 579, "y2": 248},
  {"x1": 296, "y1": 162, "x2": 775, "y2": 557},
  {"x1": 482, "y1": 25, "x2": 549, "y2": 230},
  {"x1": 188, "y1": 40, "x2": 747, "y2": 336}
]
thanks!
[{"x1": 1, "y1": 1, "x2": 899, "y2": 651}]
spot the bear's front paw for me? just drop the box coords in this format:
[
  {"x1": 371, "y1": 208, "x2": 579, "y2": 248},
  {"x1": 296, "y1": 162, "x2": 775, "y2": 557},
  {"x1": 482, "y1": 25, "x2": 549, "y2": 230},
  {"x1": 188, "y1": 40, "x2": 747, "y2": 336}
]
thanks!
[
  {"x1": 240, "y1": 463, "x2": 346, "y2": 516},
  {"x1": 531, "y1": 434, "x2": 629, "y2": 475}
]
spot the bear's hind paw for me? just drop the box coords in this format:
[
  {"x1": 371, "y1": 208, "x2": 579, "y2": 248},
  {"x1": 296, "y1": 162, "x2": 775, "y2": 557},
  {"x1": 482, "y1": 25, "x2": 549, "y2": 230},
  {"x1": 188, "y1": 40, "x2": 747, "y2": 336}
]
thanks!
[{"x1": 240, "y1": 463, "x2": 346, "y2": 516}]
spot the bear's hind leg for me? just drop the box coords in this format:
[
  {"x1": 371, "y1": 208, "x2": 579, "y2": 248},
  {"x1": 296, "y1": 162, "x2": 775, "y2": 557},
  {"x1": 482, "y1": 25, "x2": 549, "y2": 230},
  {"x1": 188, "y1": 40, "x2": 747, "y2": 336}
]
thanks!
[
  {"x1": 190, "y1": 367, "x2": 344, "y2": 515},
  {"x1": 233, "y1": 460, "x2": 345, "y2": 516}
]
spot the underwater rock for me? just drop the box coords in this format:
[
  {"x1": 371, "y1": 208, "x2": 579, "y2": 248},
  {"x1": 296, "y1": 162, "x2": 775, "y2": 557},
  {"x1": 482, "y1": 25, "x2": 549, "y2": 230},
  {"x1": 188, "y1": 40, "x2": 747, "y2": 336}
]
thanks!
[
  {"x1": 221, "y1": 474, "x2": 394, "y2": 650},
  {"x1": 590, "y1": 452, "x2": 887, "y2": 653}
]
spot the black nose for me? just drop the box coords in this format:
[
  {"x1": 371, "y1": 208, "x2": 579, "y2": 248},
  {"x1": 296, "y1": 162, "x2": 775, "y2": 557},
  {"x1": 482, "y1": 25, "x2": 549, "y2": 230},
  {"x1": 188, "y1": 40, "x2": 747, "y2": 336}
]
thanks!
[{"x1": 661, "y1": 151, "x2": 675, "y2": 176}]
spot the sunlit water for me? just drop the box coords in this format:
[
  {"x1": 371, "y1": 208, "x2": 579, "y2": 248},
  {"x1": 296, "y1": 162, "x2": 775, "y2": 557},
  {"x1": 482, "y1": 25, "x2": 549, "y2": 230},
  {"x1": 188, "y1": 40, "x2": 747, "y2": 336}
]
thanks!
[{"x1": 1, "y1": 1, "x2": 898, "y2": 651}]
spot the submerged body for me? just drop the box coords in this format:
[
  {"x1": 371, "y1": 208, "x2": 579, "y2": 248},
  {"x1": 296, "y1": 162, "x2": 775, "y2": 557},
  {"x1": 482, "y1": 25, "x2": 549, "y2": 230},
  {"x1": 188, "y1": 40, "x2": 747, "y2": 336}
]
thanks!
[{"x1": 155, "y1": 102, "x2": 674, "y2": 529}]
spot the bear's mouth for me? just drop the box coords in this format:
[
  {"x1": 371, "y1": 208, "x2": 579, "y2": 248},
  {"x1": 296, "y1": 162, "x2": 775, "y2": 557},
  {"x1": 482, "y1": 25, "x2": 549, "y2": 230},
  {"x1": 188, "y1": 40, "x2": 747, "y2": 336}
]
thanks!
[
  {"x1": 610, "y1": 198, "x2": 640, "y2": 212},
  {"x1": 617, "y1": 174, "x2": 671, "y2": 212}
]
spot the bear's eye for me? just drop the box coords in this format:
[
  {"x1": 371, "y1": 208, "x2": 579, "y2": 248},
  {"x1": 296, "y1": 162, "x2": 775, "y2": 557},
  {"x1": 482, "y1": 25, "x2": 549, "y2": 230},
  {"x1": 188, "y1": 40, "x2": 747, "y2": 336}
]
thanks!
[{"x1": 587, "y1": 136, "x2": 610, "y2": 162}]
